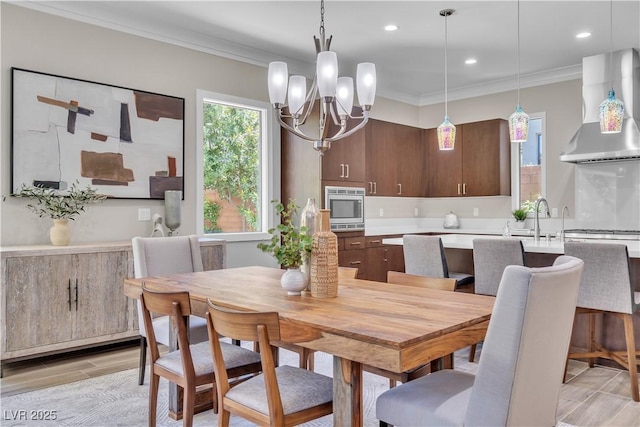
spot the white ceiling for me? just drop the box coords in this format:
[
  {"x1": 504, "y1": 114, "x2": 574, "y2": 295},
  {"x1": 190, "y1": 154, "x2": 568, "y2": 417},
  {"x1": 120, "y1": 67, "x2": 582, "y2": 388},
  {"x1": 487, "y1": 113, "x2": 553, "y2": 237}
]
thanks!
[{"x1": 13, "y1": 0, "x2": 640, "y2": 106}]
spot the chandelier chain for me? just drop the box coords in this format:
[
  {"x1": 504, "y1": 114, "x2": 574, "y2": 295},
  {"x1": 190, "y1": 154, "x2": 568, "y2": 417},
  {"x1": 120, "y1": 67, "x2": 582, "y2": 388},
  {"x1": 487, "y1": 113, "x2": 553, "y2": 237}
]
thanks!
[
  {"x1": 609, "y1": 0, "x2": 613, "y2": 89},
  {"x1": 319, "y1": 0, "x2": 325, "y2": 37}
]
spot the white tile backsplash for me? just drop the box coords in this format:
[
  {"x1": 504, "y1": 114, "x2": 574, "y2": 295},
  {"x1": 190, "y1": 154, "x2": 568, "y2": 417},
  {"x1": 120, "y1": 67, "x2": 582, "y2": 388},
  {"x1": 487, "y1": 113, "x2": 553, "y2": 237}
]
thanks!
[{"x1": 576, "y1": 161, "x2": 640, "y2": 230}]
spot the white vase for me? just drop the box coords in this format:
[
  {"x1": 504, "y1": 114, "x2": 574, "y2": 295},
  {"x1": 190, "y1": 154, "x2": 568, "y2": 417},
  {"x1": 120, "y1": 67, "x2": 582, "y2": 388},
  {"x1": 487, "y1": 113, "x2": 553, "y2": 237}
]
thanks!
[
  {"x1": 50, "y1": 219, "x2": 71, "y2": 246},
  {"x1": 281, "y1": 268, "x2": 308, "y2": 296}
]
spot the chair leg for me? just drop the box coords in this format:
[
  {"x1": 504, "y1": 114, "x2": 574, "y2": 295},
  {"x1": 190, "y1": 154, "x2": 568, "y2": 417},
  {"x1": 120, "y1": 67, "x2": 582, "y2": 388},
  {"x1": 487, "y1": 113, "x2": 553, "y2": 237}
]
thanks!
[
  {"x1": 587, "y1": 313, "x2": 596, "y2": 368},
  {"x1": 218, "y1": 408, "x2": 231, "y2": 427},
  {"x1": 622, "y1": 314, "x2": 639, "y2": 402},
  {"x1": 380, "y1": 421, "x2": 391, "y2": 427},
  {"x1": 138, "y1": 336, "x2": 147, "y2": 385},
  {"x1": 149, "y1": 372, "x2": 159, "y2": 427},
  {"x1": 307, "y1": 350, "x2": 315, "y2": 371},
  {"x1": 389, "y1": 379, "x2": 396, "y2": 388},
  {"x1": 183, "y1": 386, "x2": 195, "y2": 427},
  {"x1": 468, "y1": 344, "x2": 476, "y2": 362}
]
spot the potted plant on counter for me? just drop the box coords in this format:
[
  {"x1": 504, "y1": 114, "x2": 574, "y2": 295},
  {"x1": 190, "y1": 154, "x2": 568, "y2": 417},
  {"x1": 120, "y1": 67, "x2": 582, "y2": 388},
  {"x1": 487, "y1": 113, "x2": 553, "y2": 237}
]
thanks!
[
  {"x1": 512, "y1": 208, "x2": 528, "y2": 228},
  {"x1": 257, "y1": 199, "x2": 313, "y2": 295},
  {"x1": 14, "y1": 181, "x2": 107, "y2": 246}
]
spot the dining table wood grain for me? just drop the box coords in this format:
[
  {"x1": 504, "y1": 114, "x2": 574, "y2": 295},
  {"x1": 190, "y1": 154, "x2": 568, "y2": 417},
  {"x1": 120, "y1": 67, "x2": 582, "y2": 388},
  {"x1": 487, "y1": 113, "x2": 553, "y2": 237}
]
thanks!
[{"x1": 124, "y1": 265, "x2": 494, "y2": 426}]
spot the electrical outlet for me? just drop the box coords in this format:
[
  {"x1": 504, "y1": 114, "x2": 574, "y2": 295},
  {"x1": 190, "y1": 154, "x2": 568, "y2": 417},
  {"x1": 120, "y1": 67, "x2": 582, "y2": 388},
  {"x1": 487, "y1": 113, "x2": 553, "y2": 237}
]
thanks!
[
  {"x1": 379, "y1": 208, "x2": 384, "y2": 217},
  {"x1": 551, "y1": 208, "x2": 558, "y2": 218},
  {"x1": 138, "y1": 208, "x2": 151, "y2": 221},
  {"x1": 473, "y1": 208, "x2": 479, "y2": 217}
]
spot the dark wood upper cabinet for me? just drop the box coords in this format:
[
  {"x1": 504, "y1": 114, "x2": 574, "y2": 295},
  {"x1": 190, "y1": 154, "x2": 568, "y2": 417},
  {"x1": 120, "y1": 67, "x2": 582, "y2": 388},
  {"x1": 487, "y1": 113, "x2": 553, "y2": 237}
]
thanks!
[
  {"x1": 425, "y1": 118, "x2": 510, "y2": 197},
  {"x1": 321, "y1": 112, "x2": 366, "y2": 183}
]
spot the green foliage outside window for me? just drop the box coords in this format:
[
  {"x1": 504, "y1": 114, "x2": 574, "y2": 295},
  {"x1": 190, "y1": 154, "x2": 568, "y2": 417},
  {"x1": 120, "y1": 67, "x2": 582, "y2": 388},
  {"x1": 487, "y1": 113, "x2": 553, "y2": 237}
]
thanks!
[
  {"x1": 203, "y1": 102, "x2": 260, "y2": 232},
  {"x1": 203, "y1": 198, "x2": 221, "y2": 233}
]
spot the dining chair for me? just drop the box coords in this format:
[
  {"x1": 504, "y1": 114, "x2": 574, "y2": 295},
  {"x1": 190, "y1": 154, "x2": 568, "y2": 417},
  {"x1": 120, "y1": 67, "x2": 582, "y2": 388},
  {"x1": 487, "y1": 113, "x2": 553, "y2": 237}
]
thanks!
[
  {"x1": 205, "y1": 301, "x2": 333, "y2": 427},
  {"x1": 563, "y1": 242, "x2": 639, "y2": 402},
  {"x1": 363, "y1": 271, "x2": 457, "y2": 388},
  {"x1": 132, "y1": 235, "x2": 210, "y2": 385},
  {"x1": 376, "y1": 255, "x2": 584, "y2": 426},
  {"x1": 402, "y1": 235, "x2": 474, "y2": 289},
  {"x1": 468, "y1": 238, "x2": 525, "y2": 361},
  {"x1": 140, "y1": 286, "x2": 262, "y2": 427}
]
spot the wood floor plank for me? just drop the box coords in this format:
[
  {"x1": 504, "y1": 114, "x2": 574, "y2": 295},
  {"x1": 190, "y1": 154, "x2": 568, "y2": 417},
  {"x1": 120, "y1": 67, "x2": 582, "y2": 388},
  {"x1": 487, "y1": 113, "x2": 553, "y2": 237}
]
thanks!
[
  {"x1": 1, "y1": 371, "x2": 90, "y2": 397},
  {"x1": 560, "y1": 391, "x2": 630, "y2": 426},
  {"x1": 560, "y1": 366, "x2": 621, "y2": 401},
  {"x1": 600, "y1": 370, "x2": 640, "y2": 400},
  {"x1": 607, "y1": 401, "x2": 640, "y2": 426}
]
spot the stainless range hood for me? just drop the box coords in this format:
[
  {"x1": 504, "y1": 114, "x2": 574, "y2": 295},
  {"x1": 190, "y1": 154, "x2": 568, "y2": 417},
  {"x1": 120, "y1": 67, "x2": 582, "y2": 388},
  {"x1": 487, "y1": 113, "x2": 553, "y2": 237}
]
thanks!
[{"x1": 560, "y1": 49, "x2": 640, "y2": 163}]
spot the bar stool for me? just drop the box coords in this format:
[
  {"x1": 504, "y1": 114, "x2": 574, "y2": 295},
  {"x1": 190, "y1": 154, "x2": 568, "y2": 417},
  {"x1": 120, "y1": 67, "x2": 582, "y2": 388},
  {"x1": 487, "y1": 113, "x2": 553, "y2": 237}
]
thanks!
[
  {"x1": 403, "y1": 235, "x2": 474, "y2": 288},
  {"x1": 470, "y1": 238, "x2": 526, "y2": 361},
  {"x1": 564, "y1": 242, "x2": 639, "y2": 402}
]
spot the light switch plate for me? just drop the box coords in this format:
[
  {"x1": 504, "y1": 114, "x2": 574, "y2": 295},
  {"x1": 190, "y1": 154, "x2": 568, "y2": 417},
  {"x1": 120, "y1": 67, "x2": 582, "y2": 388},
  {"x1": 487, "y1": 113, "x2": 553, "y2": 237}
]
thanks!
[
  {"x1": 551, "y1": 208, "x2": 558, "y2": 218},
  {"x1": 138, "y1": 208, "x2": 151, "y2": 221}
]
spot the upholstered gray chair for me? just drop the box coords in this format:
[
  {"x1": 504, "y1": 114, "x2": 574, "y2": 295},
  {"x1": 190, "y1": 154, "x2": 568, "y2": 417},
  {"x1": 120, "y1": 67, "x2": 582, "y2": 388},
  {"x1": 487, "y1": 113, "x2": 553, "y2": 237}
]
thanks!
[
  {"x1": 403, "y1": 235, "x2": 474, "y2": 288},
  {"x1": 376, "y1": 256, "x2": 584, "y2": 427},
  {"x1": 132, "y1": 235, "x2": 210, "y2": 385},
  {"x1": 468, "y1": 238, "x2": 525, "y2": 361},
  {"x1": 563, "y1": 242, "x2": 639, "y2": 402}
]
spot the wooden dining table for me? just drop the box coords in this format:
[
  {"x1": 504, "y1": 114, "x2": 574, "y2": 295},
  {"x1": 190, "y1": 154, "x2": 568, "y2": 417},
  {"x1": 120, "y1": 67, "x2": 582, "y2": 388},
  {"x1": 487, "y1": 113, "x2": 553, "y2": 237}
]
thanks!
[{"x1": 124, "y1": 266, "x2": 495, "y2": 426}]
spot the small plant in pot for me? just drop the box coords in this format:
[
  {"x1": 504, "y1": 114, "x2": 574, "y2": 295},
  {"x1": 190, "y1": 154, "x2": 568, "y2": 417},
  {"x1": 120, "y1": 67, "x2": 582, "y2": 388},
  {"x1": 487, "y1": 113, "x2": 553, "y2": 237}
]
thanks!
[
  {"x1": 14, "y1": 181, "x2": 106, "y2": 246},
  {"x1": 512, "y1": 208, "x2": 528, "y2": 226},
  {"x1": 257, "y1": 199, "x2": 313, "y2": 295}
]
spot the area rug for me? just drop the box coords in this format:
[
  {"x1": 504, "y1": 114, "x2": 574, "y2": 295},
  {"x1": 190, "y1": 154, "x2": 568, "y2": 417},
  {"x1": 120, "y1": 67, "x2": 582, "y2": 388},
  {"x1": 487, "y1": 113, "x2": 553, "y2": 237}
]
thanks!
[{"x1": 0, "y1": 350, "x2": 390, "y2": 427}]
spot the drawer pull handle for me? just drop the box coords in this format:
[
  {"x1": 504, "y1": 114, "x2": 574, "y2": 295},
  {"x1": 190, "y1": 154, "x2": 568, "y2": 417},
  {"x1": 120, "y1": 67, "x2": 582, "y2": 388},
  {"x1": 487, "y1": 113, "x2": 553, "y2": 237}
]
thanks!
[
  {"x1": 345, "y1": 164, "x2": 350, "y2": 178},
  {"x1": 349, "y1": 261, "x2": 362, "y2": 265},
  {"x1": 350, "y1": 242, "x2": 362, "y2": 246},
  {"x1": 369, "y1": 240, "x2": 381, "y2": 244},
  {"x1": 68, "y1": 279, "x2": 72, "y2": 311}
]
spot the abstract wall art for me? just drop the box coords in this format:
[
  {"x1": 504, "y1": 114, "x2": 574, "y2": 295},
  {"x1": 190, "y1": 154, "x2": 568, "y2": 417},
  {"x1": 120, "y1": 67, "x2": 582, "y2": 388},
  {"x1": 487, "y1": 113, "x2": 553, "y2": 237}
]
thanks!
[{"x1": 11, "y1": 68, "x2": 185, "y2": 199}]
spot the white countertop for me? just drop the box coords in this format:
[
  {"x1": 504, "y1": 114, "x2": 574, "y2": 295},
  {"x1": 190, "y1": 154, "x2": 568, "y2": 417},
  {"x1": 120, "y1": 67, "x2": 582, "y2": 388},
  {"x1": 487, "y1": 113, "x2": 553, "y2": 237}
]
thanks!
[{"x1": 382, "y1": 234, "x2": 640, "y2": 258}]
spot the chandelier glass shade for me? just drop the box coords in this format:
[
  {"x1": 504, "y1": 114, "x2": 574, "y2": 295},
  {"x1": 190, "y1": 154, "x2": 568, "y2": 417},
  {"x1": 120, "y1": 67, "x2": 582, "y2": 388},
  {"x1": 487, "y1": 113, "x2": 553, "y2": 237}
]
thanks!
[
  {"x1": 599, "y1": 0, "x2": 624, "y2": 134},
  {"x1": 437, "y1": 9, "x2": 455, "y2": 151},
  {"x1": 509, "y1": 0, "x2": 529, "y2": 143},
  {"x1": 267, "y1": 1, "x2": 376, "y2": 154}
]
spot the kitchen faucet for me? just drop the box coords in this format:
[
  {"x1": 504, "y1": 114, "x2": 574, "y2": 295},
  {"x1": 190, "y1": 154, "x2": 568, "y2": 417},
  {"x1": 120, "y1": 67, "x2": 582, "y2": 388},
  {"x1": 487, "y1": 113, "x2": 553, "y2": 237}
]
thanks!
[
  {"x1": 534, "y1": 197, "x2": 550, "y2": 242},
  {"x1": 560, "y1": 206, "x2": 569, "y2": 243}
]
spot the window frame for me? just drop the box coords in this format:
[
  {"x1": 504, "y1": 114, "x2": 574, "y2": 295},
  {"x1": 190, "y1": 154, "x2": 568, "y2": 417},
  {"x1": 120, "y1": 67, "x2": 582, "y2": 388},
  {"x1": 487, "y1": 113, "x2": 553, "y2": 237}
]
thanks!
[
  {"x1": 511, "y1": 112, "x2": 546, "y2": 213},
  {"x1": 195, "y1": 89, "x2": 280, "y2": 241}
]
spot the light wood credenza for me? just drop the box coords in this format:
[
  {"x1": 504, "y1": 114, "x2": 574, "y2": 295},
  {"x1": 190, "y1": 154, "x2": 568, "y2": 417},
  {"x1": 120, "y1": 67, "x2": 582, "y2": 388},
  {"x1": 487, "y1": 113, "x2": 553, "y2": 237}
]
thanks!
[{"x1": 0, "y1": 239, "x2": 225, "y2": 372}]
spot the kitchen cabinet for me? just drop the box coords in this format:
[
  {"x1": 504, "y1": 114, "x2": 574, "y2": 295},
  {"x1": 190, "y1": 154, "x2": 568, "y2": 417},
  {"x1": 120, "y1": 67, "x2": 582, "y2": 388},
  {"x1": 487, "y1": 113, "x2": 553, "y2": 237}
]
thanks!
[
  {"x1": 336, "y1": 232, "x2": 366, "y2": 278},
  {"x1": 364, "y1": 236, "x2": 405, "y2": 282},
  {"x1": 425, "y1": 118, "x2": 510, "y2": 197},
  {"x1": 321, "y1": 119, "x2": 366, "y2": 183},
  {"x1": 0, "y1": 239, "x2": 226, "y2": 366},
  {"x1": 365, "y1": 120, "x2": 425, "y2": 197}
]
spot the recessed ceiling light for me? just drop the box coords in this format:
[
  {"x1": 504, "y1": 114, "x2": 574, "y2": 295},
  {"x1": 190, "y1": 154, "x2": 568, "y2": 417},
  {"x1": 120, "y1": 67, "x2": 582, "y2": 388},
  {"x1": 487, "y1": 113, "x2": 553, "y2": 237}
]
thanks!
[
  {"x1": 384, "y1": 24, "x2": 399, "y2": 32},
  {"x1": 576, "y1": 32, "x2": 591, "y2": 39},
  {"x1": 465, "y1": 58, "x2": 477, "y2": 65}
]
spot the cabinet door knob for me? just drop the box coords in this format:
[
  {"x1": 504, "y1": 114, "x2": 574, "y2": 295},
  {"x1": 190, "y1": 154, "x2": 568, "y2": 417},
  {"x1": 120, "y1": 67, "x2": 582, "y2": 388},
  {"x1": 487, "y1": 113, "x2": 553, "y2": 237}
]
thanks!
[{"x1": 345, "y1": 164, "x2": 350, "y2": 178}]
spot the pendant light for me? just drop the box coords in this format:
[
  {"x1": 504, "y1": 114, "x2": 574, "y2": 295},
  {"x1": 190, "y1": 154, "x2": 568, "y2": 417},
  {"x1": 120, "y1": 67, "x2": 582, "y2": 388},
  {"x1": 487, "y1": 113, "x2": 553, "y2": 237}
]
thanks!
[
  {"x1": 508, "y1": 0, "x2": 529, "y2": 143},
  {"x1": 437, "y1": 9, "x2": 456, "y2": 151},
  {"x1": 599, "y1": 0, "x2": 624, "y2": 134}
]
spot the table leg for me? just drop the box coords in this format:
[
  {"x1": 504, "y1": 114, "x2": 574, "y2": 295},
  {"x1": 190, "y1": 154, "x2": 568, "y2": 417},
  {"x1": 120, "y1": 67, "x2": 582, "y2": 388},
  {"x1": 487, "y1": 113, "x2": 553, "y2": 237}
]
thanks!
[{"x1": 333, "y1": 356, "x2": 363, "y2": 427}]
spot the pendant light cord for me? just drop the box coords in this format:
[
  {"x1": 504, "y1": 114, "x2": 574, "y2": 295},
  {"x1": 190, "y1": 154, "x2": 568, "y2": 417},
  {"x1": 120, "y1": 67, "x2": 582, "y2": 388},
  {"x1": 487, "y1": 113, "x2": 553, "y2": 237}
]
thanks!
[
  {"x1": 609, "y1": 0, "x2": 613, "y2": 90},
  {"x1": 516, "y1": 0, "x2": 521, "y2": 106},
  {"x1": 444, "y1": 12, "x2": 448, "y2": 117},
  {"x1": 319, "y1": 0, "x2": 325, "y2": 38}
]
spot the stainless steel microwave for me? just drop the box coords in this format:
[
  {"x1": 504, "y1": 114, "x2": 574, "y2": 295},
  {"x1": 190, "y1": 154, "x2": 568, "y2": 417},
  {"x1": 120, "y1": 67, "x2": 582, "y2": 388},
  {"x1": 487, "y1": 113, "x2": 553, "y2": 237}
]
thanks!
[{"x1": 324, "y1": 186, "x2": 365, "y2": 231}]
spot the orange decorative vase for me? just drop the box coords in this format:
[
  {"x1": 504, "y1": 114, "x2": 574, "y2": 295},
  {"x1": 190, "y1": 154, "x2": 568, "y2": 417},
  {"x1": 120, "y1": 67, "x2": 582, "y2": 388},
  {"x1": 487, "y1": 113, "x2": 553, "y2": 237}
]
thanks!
[{"x1": 309, "y1": 209, "x2": 338, "y2": 298}]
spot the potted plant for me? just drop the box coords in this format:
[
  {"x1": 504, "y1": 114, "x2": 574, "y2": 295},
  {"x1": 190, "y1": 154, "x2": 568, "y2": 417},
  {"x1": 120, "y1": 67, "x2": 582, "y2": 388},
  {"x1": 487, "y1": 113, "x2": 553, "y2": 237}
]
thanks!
[
  {"x1": 257, "y1": 199, "x2": 313, "y2": 295},
  {"x1": 512, "y1": 208, "x2": 528, "y2": 227},
  {"x1": 14, "y1": 181, "x2": 106, "y2": 246}
]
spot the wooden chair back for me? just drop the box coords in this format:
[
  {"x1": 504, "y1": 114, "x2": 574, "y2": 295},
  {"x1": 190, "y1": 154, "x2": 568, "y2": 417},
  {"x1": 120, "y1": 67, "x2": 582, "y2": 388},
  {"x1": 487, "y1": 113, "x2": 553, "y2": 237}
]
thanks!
[
  {"x1": 338, "y1": 266, "x2": 358, "y2": 279},
  {"x1": 387, "y1": 271, "x2": 456, "y2": 291}
]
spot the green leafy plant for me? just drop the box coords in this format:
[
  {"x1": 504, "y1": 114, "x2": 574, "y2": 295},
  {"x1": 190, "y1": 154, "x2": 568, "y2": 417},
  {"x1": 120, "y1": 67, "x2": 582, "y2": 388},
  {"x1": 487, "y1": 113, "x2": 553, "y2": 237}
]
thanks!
[
  {"x1": 14, "y1": 181, "x2": 107, "y2": 220},
  {"x1": 512, "y1": 208, "x2": 528, "y2": 221},
  {"x1": 257, "y1": 199, "x2": 313, "y2": 268}
]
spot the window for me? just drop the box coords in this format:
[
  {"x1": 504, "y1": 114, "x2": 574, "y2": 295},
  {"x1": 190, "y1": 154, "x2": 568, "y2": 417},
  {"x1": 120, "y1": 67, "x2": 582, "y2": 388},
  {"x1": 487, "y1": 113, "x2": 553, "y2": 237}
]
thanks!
[
  {"x1": 511, "y1": 113, "x2": 545, "y2": 212},
  {"x1": 196, "y1": 90, "x2": 278, "y2": 241}
]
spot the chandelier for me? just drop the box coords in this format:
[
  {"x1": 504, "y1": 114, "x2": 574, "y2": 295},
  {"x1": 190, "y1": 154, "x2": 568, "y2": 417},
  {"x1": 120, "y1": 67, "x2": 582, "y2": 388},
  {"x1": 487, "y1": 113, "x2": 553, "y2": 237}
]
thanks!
[{"x1": 267, "y1": 0, "x2": 377, "y2": 154}]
